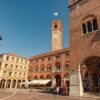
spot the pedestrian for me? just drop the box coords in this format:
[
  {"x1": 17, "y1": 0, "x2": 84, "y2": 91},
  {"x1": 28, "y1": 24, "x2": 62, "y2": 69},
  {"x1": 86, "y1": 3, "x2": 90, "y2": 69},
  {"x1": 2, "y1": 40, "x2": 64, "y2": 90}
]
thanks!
[
  {"x1": 67, "y1": 83, "x2": 70, "y2": 96},
  {"x1": 56, "y1": 86, "x2": 59, "y2": 95},
  {"x1": 62, "y1": 84, "x2": 66, "y2": 95},
  {"x1": 83, "y1": 80, "x2": 87, "y2": 91}
]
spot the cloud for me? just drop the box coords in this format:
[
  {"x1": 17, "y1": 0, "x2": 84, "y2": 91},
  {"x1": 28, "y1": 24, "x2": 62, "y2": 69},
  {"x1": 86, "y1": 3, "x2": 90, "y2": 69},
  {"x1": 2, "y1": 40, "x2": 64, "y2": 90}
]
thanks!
[{"x1": 53, "y1": 12, "x2": 58, "y2": 16}]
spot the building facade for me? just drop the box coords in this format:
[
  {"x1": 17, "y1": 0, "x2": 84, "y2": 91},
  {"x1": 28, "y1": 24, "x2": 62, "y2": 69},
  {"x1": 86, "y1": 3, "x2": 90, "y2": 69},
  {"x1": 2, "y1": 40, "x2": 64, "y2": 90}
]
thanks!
[
  {"x1": 28, "y1": 19, "x2": 70, "y2": 87},
  {"x1": 69, "y1": 0, "x2": 100, "y2": 96},
  {"x1": 0, "y1": 54, "x2": 29, "y2": 89},
  {"x1": 28, "y1": 48, "x2": 69, "y2": 87}
]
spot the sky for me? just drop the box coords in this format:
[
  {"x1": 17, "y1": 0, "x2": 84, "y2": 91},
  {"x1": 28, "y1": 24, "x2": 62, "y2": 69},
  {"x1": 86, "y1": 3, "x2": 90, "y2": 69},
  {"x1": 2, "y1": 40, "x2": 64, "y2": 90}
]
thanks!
[{"x1": 0, "y1": 0, "x2": 69, "y2": 58}]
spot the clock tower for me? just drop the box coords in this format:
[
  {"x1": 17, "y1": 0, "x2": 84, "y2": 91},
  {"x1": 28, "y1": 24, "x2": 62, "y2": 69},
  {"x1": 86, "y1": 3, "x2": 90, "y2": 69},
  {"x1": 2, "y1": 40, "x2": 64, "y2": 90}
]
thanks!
[{"x1": 52, "y1": 20, "x2": 62, "y2": 51}]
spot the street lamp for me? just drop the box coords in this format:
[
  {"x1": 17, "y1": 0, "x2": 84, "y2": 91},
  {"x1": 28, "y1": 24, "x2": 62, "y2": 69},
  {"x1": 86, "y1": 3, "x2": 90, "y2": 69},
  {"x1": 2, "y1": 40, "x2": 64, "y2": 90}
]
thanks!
[
  {"x1": 0, "y1": 36, "x2": 2, "y2": 46},
  {"x1": 0, "y1": 36, "x2": 2, "y2": 40}
]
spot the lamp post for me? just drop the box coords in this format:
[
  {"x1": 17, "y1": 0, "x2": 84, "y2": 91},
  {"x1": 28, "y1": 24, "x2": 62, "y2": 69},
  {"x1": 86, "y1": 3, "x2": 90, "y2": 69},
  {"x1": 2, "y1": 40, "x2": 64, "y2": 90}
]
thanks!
[{"x1": 0, "y1": 36, "x2": 2, "y2": 46}]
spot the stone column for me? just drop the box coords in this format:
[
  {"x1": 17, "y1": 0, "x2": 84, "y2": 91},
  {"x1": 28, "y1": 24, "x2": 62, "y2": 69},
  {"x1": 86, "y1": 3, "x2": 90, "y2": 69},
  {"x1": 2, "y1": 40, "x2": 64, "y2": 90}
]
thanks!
[
  {"x1": 15, "y1": 80, "x2": 17, "y2": 89},
  {"x1": 4, "y1": 80, "x2": 7, "y2": 89},
  {"x1": 69, "y1": 64, "x2": 84, "y2": 96},
  {"x1": 51, "y1": 76, "x2": 56, "y2": 88},
  {"x1": 25, "y1": 80, "x2": 28, "y2": 89},
  {"x1": 10, "y1": 80, "x2": 13, "y2": 89}
]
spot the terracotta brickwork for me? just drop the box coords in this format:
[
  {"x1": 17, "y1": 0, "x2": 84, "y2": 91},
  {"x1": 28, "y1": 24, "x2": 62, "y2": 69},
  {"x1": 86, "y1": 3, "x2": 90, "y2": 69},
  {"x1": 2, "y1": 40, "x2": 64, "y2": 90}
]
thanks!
[
  {"x1": 28, "y1": 48, "x2": 69, "y2": 82},
  {"x1": 69, "y1": 0, "x2": 100, "y2": 70},
  {"x1": 52, "y1": 20, "x2": 62, "y2": 51}
]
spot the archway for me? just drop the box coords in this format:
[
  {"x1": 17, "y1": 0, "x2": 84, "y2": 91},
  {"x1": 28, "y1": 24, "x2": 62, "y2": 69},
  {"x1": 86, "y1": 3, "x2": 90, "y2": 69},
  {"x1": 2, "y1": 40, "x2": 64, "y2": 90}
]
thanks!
[
  {"x1": 46, "y1": 75, "x2": 52, "y2": 87},
  {"x1": 17, "y1": 80, "x2": 21, "y2": 88},
  {"x1": 22, "y1": 80, "x2": 25, "y2": 88},
  {"x1": 12, "y1": 80, "x2": 16, "y2": 88},
  {"x1": 46, "y1": 75, "x2": 52, "y2": 79},
  {"x1": 55, "y1": 74, "x2": 61, "y2": 87},
  {"x1": 40, "y1": 75, "x2": 44, "y2": 79},
  {"x1": 6, "y1": 79, "x2": 11, "y2": 88},
  {"x1": 34, "y1": 75, "x2": 38, "y2": 79},
  {"x1": 81, "y1": 56, "x2": 100, "y2": 92},
  {"x1": 0, "y1": 79, "x2": 6, "y2": 88}
]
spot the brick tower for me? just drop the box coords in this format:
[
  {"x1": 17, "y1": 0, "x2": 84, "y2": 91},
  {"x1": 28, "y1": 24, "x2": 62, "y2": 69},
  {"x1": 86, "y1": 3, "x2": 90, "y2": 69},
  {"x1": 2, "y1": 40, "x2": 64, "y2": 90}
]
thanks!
[
  {"x1": 52, "y1": 20, "x2": 62, "y2": 51},
  {"x1": 69, "y1": 0, "x2": 100, "y2": 96}
]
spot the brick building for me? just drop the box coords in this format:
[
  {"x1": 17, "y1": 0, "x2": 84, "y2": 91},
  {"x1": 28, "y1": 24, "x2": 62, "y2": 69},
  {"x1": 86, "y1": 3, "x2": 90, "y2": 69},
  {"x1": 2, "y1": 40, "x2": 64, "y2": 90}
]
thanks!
[
  {"x1": 28, "y1": 48, "x2": 69, "y2": 87},
  {"x1": 0, "y1": 0, "x2": 99, "y2": 96},
  {"x1": 28, "y1": 20, "x2": 70, "y2": 88},
  {"x1": 69, "y1": 0, "x2": 100, "y2": 96}
]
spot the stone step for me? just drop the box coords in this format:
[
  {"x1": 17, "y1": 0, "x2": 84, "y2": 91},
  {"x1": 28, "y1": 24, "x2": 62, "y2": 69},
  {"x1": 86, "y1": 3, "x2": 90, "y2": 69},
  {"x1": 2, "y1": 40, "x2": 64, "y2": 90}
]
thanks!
[{"x1": 83, "y1": 93, "x2": 100, "y2": 98}]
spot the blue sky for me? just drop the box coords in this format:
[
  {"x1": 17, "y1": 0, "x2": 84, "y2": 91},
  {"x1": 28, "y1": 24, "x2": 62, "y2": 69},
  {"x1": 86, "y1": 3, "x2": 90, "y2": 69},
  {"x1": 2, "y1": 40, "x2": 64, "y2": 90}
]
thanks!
[{"x1": 0, "y1": 0, "x2": 69, "y2": 57}]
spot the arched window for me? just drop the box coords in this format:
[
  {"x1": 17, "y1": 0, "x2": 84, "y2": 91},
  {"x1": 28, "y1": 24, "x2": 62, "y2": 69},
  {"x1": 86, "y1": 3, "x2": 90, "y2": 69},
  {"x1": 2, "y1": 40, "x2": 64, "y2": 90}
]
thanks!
[
  {"x1": 82, "y1": 15, "x2": 98, "y2": 35},
  {"x1": 93, "y1": 19, "x2": 98, "y2": 31},
  {"x1": 35, "y1": 66, "x2": 38, "y2": 72},
  {"x1": 34, "y1": 75, "x2": 38, "y2": 79},
  {"x1": 65, "y1": 63, "x2": 69, "y2": 69},
  {"x1": 87, "y1": 21, "x2": 92, "y2": 32},
  {"x1": 6, "y1": 56, "x2": 9, "y2": 60},
  {"x1": 41, "y1": 65, "x2": 45, "y2": 72},
  {"x1": 56, "y1": 62, "x2": 61, "y2": 70},
  {"x1": 40, "y1": 75, "x2": 44, "y2": 79},
  {"x1": 47, "y1": 64, "x2": 51, "y2": 71},
  {"x1": 82, "y1": 23, "x2": 87, "y2": 34},
  {"x1": 46, "y1": 75, "x2": 52, "y2": 79}
]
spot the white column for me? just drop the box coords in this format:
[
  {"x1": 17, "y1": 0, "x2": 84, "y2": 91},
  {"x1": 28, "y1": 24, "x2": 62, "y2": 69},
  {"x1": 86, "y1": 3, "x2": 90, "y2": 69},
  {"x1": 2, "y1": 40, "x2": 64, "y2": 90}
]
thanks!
[
  {"x1": 4, "y1": 80, "x2": 7, "y2": 88},
  {"x1": 52, "y1": 76, "x2": 56, "y2": 88},
  {"x1": 79, "y1": 64, "x2": 84, "y2": 96},
  {"x1": 69, "y1": 64, "x2": 84, "y2": 96},
  {"x1": 15, "y1": 81, "x2": 17, "y2": 88},
  {"x1": 10, "y1": 80, "x2": 13, "y2": 89}
]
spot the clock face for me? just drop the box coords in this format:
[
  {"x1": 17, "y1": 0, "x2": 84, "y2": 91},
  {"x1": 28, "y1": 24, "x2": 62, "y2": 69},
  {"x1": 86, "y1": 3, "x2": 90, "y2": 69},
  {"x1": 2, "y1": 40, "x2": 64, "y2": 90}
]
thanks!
[
  {"x1": 53, "y1": 33, "x2": 58, "y2": 39},
  {"x1": 53, "y1": 34, "x2": 58, "y2": 39}
]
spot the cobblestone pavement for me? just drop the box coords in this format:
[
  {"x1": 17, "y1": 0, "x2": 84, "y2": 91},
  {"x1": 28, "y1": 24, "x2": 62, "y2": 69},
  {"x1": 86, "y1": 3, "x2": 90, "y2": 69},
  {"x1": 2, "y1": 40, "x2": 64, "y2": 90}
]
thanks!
[
  {"x1": 0, "y1": 90, "x2": 13, "y2": 99},
  {"x1": 0, "y1": 90, "x2": 100, "y2": 100}
]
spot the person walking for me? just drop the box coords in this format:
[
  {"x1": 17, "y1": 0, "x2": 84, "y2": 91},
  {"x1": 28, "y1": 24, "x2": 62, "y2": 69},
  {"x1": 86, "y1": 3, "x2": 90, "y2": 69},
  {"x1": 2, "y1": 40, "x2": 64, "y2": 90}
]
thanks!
[
  {"x1": 56, "y1": 86, "x2": 59, "y2": 95},
  {"x1": 67, "y1": 83, "x2": 70, "y2": 96}
]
